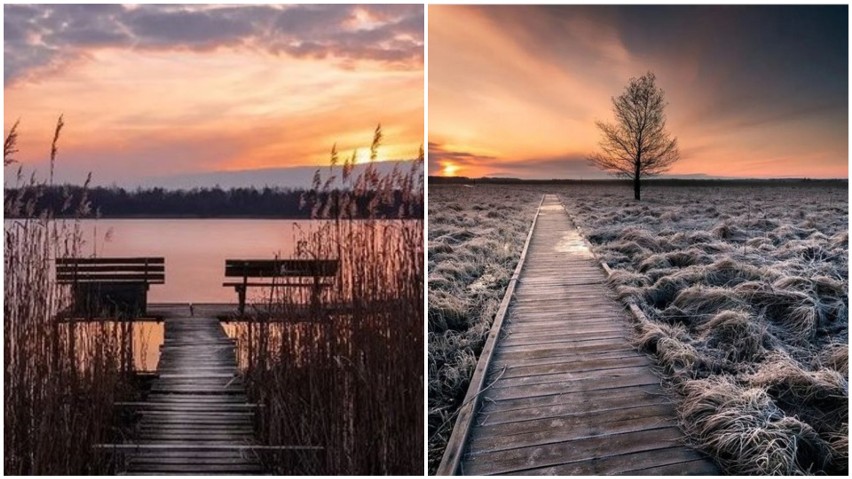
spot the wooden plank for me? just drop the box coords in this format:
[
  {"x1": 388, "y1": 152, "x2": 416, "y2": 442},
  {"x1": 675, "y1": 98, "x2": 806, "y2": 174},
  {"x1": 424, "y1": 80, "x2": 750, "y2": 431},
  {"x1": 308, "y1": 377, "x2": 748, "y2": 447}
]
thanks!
[
  {"x1": 127, "y1": 464, "x2": 264, "y2": 473},
  {"x1": 56, "y1": 264, "x2": 165, "y2": 273},
  {"x1": 56, "y1": 257, "x2": 164, "y2": 265},
  {"x1": 222, "y1": 281, "x2": 333, "y2": 288},
  {"x1": 491, "y1": 364, "x2": 659, "y2": 389},
  {"x1": 619, "y1": 458, "x2": 722, "y2": 475},
  {"x1": 495, "y1": 355, "x2": 650, "y2": 379},
  {"x1": 97, "y1": 444, "x2": 322, "y2": 451},
  {"x1": 468, "y1": 415, "x2": 679, "y2": 454},
  {"x1": 461, "y1": 425, "x2": 686, "y2": 475},
  {"x1": 224, "y1": 258, "x2": 338, "y2": 277},
  {"x1": 481, "y1": 370, "x2": 661, "y2": 402},
  {"x1": 57, "y1": 273, "x2": 165, "y2": 281},
  {"x1": 504, "y1": 446, "x2": 709, "y2": 475},
  {"x1": 476, "y1": 394, "x2": 672, "y2": 426},
  {"x1": 489, "y1": 347, "x2": 640, "y2": 369},
  {"x1": 471, "y1": 402, "x2": 677, "y2": 439}
]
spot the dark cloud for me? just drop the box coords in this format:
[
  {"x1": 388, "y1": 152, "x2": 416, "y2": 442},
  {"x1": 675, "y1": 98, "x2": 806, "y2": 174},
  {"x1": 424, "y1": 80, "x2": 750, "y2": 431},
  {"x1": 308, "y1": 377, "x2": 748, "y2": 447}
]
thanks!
[
  {"x1": 274, "y1": 5, "x2": 357, "y2": 36},
  {"x1": 427, "y1": 143, "x2": 603, "y2": 179},
  {"x1": 483, "y1": 154, "x2": 608, "y2": 180},
  {"x1": 4, "y1": 4, "x2": 423, "y2": 83},
  {"x1": 123, "y1": 9, "x2": 255, "y2": 48},
  {"x1": 270, "y1": 5, "x2": 423, "y2": 64},
  {"x1": 464, "y1": 5, "x2": 847, "y2": 139}
]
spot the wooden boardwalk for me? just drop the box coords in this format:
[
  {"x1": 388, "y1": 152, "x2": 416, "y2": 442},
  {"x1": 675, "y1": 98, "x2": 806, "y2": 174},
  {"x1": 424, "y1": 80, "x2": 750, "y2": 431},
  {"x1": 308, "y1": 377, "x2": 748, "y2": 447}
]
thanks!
[
  {"x1": 438, "y1": 195, "x2": 718, "y2": 475},
  {"x1": 121, "y1": 316, "x2": 264, "y2": 475}
]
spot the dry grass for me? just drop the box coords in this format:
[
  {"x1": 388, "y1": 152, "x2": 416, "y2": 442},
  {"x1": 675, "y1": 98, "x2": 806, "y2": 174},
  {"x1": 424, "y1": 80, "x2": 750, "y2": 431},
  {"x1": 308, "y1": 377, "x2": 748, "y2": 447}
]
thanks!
[
  {"x1": 228, "y1": 127, "x2": 423, "y2": 475},
  {"x1": 562, "y1": 182, "x2": 848, "y2": 475},
  {"x1": 4, "y1": 119, "x2": 135, "y2": 474},
  {"x1": 427, "y1": 184, "x2": 543, "y2": 473}
]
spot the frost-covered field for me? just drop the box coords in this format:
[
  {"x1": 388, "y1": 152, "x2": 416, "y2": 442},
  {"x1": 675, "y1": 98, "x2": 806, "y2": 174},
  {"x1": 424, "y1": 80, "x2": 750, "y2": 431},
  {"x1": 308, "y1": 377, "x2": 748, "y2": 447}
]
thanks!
[
  {"x1": 561, "y1": 182, "x2": 848, "y2": 475},
  {"x1": 427, "y1": 184, "x2": 541, "y2": 473}
]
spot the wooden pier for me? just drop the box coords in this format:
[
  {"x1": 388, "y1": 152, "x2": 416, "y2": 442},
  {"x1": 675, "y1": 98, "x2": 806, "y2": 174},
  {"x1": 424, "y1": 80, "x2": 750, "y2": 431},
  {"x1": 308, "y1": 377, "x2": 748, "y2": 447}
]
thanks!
[
  {"x1": 437, "y1": 195, "x2": 718, "y2": 475},
  {"x1": 117, "y1": 315, "x2": 264, "y2": 475}
]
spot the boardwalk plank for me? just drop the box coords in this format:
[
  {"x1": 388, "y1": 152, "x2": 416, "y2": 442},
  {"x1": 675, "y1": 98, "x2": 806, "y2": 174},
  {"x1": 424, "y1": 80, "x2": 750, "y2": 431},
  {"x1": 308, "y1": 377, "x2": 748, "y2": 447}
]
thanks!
[
  {"x1": 504, "y1": 446, "x2": 707, "y2": 475},
  {"x1": 462, "y1": 426, "x2": 686, "y2": 475}
]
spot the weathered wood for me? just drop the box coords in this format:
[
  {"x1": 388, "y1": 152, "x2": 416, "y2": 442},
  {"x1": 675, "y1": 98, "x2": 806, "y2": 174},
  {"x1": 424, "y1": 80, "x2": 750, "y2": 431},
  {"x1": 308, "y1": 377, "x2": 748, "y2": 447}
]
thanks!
[
  {"x1": 221, "y1": 281, "x2": 333, "y2": 288},
  {"x1": 438, "y1": 195, "x2": 718, "y2": 475},
  {"x1": 98, "y1": 444, "x2": 322, "y2": 451},
  {"x1": 503, "y1": 446, "x2": 708, "y2": 475},
  {"x1": 57, "y1": 273, "x2": 165, "y2": 282},
  {"x1": 56, "y1": 257, "x2": 164, "y2": 265},
  {"x1": 462, "y1": 426, "x2": 687, "y2": 475},
  {"x1": 114, "y1": 316, "x2": 269, "y2": 474},
  {"x1": 224, "y1": 259, "x2": 338, "y2": 277}
]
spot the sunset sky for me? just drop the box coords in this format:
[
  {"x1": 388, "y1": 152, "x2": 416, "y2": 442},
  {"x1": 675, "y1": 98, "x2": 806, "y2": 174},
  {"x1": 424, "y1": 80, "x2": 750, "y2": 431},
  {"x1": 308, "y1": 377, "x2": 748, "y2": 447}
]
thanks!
[
  {"x1": 430, "y1": 5, "x2": 848, "y2": 179},
  {"x1": 4, "y1": 4, "x2": 423, "y2": 186}
]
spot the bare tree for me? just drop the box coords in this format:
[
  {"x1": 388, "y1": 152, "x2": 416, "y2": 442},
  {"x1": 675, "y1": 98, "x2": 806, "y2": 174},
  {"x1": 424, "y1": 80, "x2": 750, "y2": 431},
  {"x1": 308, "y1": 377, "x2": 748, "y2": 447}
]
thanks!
[{"x1": 589, "y1": 72, "x2": 679, "y2": 200}]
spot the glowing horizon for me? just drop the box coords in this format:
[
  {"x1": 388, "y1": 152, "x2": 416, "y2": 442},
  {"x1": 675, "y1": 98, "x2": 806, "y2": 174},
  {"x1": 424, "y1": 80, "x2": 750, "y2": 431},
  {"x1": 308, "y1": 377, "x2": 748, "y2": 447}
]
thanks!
[
  {"x1": 429, "y1": 5, "x2": 848, "y2": 179},
  {"x1": 4, "y1": 4, "x2": 424, "y2": 186}
]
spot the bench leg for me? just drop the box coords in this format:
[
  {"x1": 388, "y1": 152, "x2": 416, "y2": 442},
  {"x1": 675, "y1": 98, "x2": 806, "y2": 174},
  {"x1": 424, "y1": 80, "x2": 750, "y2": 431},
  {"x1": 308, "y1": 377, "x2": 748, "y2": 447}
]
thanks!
[
  {"x1": 311, "y1": 285, "x2": 321, "y2": 311},
  {"x1": 237, "y1": 286, "x2": 246, "y2": 316}
]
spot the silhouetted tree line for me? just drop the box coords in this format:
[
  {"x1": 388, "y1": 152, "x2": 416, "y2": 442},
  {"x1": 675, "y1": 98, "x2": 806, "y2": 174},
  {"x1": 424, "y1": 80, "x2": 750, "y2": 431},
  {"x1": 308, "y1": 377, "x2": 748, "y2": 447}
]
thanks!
[
  {"x1": 428, "y1": 176, "x2": 847, "y2": 188},
  {"x1": 4, "y1": 185, "x2": 424, "y2": 219}
]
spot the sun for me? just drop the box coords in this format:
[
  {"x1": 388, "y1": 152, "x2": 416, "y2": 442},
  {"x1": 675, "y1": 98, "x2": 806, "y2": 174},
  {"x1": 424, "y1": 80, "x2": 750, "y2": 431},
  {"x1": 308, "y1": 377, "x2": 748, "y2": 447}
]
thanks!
[{"x1": 442, "y1": 162, "x2": 459, "y2": 176}]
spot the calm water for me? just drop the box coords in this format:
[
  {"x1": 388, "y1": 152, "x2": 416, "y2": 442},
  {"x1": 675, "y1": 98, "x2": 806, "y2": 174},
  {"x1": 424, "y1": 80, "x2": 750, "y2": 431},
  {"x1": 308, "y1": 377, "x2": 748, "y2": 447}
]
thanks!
[{"x1": 75, "y1": 219, "x2": 315, "y2": 303}]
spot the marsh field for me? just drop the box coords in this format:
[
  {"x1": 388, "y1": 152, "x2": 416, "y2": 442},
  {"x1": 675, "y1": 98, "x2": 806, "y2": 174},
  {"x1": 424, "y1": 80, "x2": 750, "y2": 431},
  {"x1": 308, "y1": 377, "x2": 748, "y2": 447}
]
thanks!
[{"x1": 427, "y1": 181, "x2": 848, "y2": 475}]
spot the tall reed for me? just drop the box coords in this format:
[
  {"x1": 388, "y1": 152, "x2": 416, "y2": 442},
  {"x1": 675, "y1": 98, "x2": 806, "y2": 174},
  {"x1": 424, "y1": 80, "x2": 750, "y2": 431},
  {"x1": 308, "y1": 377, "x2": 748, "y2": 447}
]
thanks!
[
  {"x1": 229, "y1": 126, "x2": 424, "y2": 474},
  {"x1": 4, "y1": 119, "x2": 134, "y2": 474}
]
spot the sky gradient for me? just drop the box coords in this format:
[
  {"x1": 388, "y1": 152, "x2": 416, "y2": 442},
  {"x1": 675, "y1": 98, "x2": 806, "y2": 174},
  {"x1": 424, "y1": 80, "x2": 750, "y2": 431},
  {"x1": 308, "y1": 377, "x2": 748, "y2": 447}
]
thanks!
[
  {"x1": 4, "y1": 4, "x2": 423, "y2": 186},
  {"x1": 429, "y1": 5, "x2": 848, "y2": 179}
]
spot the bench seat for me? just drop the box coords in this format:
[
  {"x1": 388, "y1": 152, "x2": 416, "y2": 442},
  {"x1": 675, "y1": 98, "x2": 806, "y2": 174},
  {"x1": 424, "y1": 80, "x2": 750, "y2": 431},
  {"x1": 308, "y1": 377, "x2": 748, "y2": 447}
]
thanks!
[{"x1": 224, "y1": 258, "x2": 339, "y2": 315}]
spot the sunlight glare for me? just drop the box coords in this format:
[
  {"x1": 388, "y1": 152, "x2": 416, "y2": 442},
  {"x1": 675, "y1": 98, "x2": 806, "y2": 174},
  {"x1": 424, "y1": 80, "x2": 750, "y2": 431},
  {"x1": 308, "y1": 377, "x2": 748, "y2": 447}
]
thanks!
[{"x1": 442, "y1": 162, "x2": 459, "y2": 176}]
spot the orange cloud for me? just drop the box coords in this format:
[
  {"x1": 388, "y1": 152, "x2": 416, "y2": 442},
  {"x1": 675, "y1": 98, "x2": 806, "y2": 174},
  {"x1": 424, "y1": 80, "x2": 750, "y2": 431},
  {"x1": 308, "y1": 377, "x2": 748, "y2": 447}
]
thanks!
[
  {"x1": 429, "y1": 5, "x2": 847, "y2": 179},
  {"x1": 4, "y1": 4, "x2": 424, "y2": 186}
]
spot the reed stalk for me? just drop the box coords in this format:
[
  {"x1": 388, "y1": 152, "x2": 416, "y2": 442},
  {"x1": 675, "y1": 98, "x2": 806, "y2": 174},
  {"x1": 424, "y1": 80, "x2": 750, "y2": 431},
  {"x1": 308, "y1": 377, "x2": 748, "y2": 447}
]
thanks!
[{"x1": 4, "y1": 119, "x2": 134, "y2": 474}]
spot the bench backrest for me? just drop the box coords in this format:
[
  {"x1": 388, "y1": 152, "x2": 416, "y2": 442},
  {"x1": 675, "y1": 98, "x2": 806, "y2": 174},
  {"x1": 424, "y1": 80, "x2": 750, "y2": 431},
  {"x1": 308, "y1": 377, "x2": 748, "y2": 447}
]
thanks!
[
  {"x1": 56, "y1": 257, "x2": 165, "y2": 284},
  {"x1": 225, "y1": 259, "x2": 339, "y2": 279}
]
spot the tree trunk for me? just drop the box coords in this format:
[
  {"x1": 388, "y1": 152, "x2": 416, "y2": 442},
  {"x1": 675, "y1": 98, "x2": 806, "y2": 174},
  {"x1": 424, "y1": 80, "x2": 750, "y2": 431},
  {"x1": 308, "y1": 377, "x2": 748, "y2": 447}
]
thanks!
[{"x1": 634, "y1": 156, "x2": 641, "y2": 201}]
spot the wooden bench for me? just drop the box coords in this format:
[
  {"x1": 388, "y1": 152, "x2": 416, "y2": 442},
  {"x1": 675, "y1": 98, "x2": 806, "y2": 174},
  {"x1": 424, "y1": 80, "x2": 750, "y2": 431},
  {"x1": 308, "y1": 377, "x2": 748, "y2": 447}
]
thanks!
[
  {"x1": 223, "y1": 259, "x2": 339, "y2": 315},
  {"x1": 56, "y1": 257, "x2": 165, "y2": 317}
]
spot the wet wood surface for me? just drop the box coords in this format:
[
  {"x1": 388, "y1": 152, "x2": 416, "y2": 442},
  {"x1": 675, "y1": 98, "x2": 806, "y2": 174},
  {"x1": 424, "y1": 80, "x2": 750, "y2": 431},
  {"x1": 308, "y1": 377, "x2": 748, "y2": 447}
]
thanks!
[{"x1": 440, "y1": 195, "x2": 718, "y2": 475}]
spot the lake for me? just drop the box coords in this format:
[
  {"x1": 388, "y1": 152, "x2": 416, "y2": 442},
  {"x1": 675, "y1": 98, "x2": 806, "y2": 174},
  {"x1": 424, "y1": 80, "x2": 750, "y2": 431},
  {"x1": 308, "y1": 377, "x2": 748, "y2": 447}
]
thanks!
[{"x1": 73, "y1": 218, "x2": 319, "y2": 303}]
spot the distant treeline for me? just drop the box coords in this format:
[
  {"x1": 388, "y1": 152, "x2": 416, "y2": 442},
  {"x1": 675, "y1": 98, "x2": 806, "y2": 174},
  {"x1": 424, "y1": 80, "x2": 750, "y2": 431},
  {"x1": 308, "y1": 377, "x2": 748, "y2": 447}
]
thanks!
[
  {"x1": 429, "y1": 176, "x2": 848, "y2": 187},
  {"x1": 4, "y1": 185, "x2": 424, "y2": 219}
]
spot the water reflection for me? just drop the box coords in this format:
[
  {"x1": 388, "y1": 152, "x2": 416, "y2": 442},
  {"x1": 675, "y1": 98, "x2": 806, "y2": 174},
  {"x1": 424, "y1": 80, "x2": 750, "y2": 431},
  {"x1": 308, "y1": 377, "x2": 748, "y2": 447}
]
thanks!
[
  {"x1": 72, "y1": 321, "x2": 164, "y2": 372},
  {"x1": 74, "y1": 219, "x2": 312, "y2": 303}
]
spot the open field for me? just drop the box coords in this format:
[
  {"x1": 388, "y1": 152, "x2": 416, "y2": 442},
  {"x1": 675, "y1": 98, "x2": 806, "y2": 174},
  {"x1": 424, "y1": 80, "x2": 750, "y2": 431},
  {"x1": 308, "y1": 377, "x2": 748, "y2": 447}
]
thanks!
[
  {"x1": 560, "y1": 183, "x2": 848, "y2": 475},
  {"x1": 428, "y1": 181, "x2": 847, "y2": 475},
  {"x1": 427, "y1": 184, "x2": 542, "y2": 473}
]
